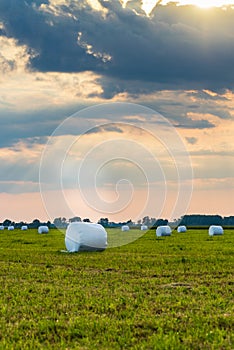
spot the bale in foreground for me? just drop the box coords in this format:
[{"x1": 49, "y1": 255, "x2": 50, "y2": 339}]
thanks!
[
  {"x1": 38, "y1": 226, "x2": 49, "y2": 234},
  {"x1": 65, "y1": 222, "x2": 108, "y2": 252},
  {"x1": 156, "y1": 225, "x2": 172, "y2": 237},
  {"x1": 209, "y1": 225, "x2": 224, "y2": 236}
]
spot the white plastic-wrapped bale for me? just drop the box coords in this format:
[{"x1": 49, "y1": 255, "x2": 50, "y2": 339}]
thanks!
[
  {"x1": 38, "y1": 226, "x2": 49, "y2": 234},
  {"x1": 21, "y1": 225, "x2": 28, "y2": 230},
  {"x1": 177, "y1": 225, "x2": 187, "y2": 233},
  {"x1": 141, "y1": 225, "x2": 148, "y2": 231},
  {"x1": 0, "y1": 225, "x2": 4, "y2": 230},
  {"x1": 121, "y1": 225, "x2": 130, "y2": 232},
  {"x1": 208, "y1": 225, "x2": 224, "y2": 236},
  {"x1": 8, "y1": 226, "x2": 14, "y2": 231},
  {"x1": 156, "y1": 225, "x2": 172, "y2": 237},
  {"x1": 65, "y1": 222, "x2": 107, "y2": 252}
]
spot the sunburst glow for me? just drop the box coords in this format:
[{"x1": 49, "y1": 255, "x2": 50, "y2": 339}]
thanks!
[
  {"x1": 123, "y1": 0, "x2": 234, "y2": 15},
  {"x1": 165, "y1": 0, "x2": 234, "y2": 8}
]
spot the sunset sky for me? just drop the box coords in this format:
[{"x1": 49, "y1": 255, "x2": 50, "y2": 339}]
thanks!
[{"x1": 0, "y1": 0, "x2": 234, "y2": 223}]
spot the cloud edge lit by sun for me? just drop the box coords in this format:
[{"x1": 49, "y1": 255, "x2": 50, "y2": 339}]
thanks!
[{"x1": 121, "y1": 0, "x2": 234, "y2": 16}]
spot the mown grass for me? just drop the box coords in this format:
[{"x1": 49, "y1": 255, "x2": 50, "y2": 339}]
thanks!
[{"x1": 0, "y1": 228, "x2": 233, "y2": 349}]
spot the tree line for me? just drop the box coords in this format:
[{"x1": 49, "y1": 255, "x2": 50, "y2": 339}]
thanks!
[
  {"x1": 178, "y1": 215, "x2": 234, "y2": 227},
  {"x1": 1, "y1": 214, "x2": 234, "y2": 229}
]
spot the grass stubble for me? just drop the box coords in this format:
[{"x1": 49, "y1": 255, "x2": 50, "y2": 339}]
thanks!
[{"x1": 0, "y1": 228, "x2": 233, "y2": 349}]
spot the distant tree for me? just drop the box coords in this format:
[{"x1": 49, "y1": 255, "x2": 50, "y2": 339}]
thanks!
[
  {"x1": 53, "y1": 217, "x2": 67, "y2": 228},
  {"x1": 126, "y1": 219, "x2": 133, "y2": 227},
  {"x1": 83, "y1": 218, "x2": 91, "y2": 222},
  {"x1": 223, "y1": 216, "x2": 234, "y2": 226},
  {"x1": 154, "y1": 219, "x2": 168, "y2": 227},
  {"x1": 53, "y1": 217, "x2": 63, "y2": 228},
  {"x1": 98, "y1": 218, "x2": 109, "y2": 227},
  {"x1": 31, "y1": 219, "x2": 41, "y2": 228},
  {"x1": 69, "y1": 217, "x2": 81, "y2": 223},
  {"x1": 142, "y1": 216, "x2": 150, "y2": 226},
  {"x1": 150, "y1": 217, "x2": 157, "y2": 226},
  {"x1": 180, "y1": 215, "x2": 222, "y2": 227},
  {"x1": 3, "y1": 219, "x2": 11, "y2": 227},
  {"x1": 16, "y1": 221, "x2": 25, "y2": 229}
]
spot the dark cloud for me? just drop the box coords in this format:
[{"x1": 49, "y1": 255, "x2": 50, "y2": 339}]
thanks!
[
  {"x1": 0, "y1": 181, "x2": 39, "y2": 194},
  {"x1": 186, "y1": 137, "x2": 198, "y2": 145},
  {"x1": 186, "y1": 91, "x2": 229, "y2": 101},
  {"x1": 175, "y1": 118, "x2": 215, "y2": 129},
  {"x1": 191, "y1": 149, "x2": 234, "y2": 157},
  {"x1": 1, "y1": 1, "x2": 234, "y2": 92},
  {"x1": 85, "y1": 124, "x2": 124, "y2": 135},
  {"x1": 0, "y1": 1, "x2": 99, "y2": 72},
  {"x1": 0, "y1": 105, "x2": 79, "y2": 147}
]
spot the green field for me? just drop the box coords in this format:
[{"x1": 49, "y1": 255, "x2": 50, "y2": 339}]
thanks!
[{"x1": 0, "y1": 228, "x2": 233, "y2": 349}]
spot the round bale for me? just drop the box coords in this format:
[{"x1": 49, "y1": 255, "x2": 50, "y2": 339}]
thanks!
[
  {"x1": 8, "y1": 226, "x2": 14, "y2": 231},
  {"x1": 21, "y1": 225, "x2": 28, "y2": 230},
  {"x1": 141, "y1": 225, "x2": 148, "y2": 231},
  {"x1": 65, "y1": 222, "x2": 107, "y2": 252},
  {"x1": 156, "y1": 225, "x2": 172, "y2": 237},
  {"x1": 121, "y1": 225, "x2": 130, "y2": 232},
  {"x1": 208, "y1": 225, "x2": 224, "y2": 236},
  {"x1": 38, "y1": 226, "x2": 49, "y2": 234},
  {"x1": 177, "y1": 225, "x2": 187, "y2": 233}
]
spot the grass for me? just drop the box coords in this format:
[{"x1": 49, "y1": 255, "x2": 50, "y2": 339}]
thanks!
[{"x1": 0, "y1": 228, "x2": 233, "y2": 349}]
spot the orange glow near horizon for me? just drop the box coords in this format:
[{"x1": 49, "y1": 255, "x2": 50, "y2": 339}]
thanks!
[{"x1": 0, "y1": 181, "x2": 233, "y2": 223}]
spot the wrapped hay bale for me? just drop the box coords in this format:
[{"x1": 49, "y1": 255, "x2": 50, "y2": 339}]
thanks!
[
  {"x1": 8, "y1": 226, "x2": 14, "y2": 231},
  {"x1": 65, "y1": 222, "x2": 107, "y2": 252},
  {"x1": 156, "y1": 225, "x2": 172, "y2": 237},
  {"x1": 177, "y1": 225, "x2": 187, "y2": 233},
  {"x1": 121, "y1": 225, "x2": 130, "y2": 232},
  {"x1": 21, "y1": 225, "x2": 28, "y2": 230},
  {"x1": 0, "y1": 225, "x2": 4, "y2": 230},
  {"x1": 38, "y1": 226, "x2": 49, "y2": 234},
  {"x1": 141, "y1": 225, "x2": 148, "y2": 231},
  {"x1": 208, "y1": 225, "x2": 223, "y2": 236}
]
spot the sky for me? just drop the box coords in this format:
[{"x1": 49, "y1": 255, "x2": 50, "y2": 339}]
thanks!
[{"x1": 0, "y1": 0, "x2": 234, "y2": 223}]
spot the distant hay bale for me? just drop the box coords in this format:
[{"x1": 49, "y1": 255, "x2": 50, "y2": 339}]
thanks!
[
  {"x1": 38, "y1": 226, "x2": 49, "y2": 234},
  {"x1": 121, "y1": 225, "x2": 130, "y2": 232},
  {"x1": 208, "y1": 225, "x2": 224, "y2": 236},
  {"x1": 21, "y1": 225, "x2": 28, "y2": 230},
  {"x1": 156, "y1": 225, "x2": 172, "y2": 237},
  {"x1": 177, "y1": 225, "x2": 187, "y2": 233},
  {"x1": 141, "y1": 225, "x2": 148, "y2": 231},
  {"x1": 65, "y1": 222, "x2": 107, "y2": 252},
  {"x1": 8, "y1": 226, "x2": 14, "y2": 231},
  {"x1": 0, "y1": 225, "x2": 4, "y2": 230}
]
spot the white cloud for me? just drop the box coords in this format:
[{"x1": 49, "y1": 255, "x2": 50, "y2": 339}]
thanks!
[
  {"x1": 0, "y1": 36, "x2": 33, "y2": 77},
  {"x1": 86, "y1": 0, "x2": 109, "y2": 14},
  {"x1": 0, "y1": 35, "x2": 104, "y2": 110}
]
